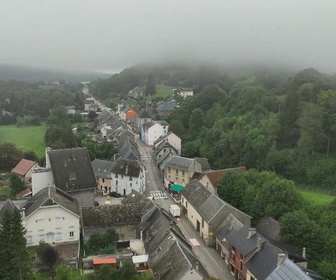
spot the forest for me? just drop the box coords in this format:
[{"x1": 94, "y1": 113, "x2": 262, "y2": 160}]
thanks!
[{"x1": 93, "y1": 63, "x2": 336, "y2": 278}]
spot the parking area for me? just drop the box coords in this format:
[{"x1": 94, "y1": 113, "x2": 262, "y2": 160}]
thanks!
[{"x1": 94, "y1": 195, "x2": 123, "y2": 206}]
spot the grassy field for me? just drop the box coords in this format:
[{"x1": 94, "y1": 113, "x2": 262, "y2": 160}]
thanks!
[
  {"x1": 155, "y1": 84, "x2": 175, "y2": 98},
  {"x1": 0, "y1": 124, "x2": 47, "y2": 158},
  {"x1": 299, "y1": 190, "x2": 335, "y2": 205}
]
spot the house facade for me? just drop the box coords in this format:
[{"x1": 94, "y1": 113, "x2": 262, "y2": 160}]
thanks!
[
  {"x1": 111, "y1": 158, "x2": 146, "y2": 195},
  {"x1": 141, "y1": 121, "x2": 167, "y2": 147},
  {"x1": 163, "y1": 156, "x2": 203, "y2": 188},
  {"x1": 181, "y1": 180, "x2": 251, "y2": 247},
  {"x1": 21, "y1": 186, "x2": 80, "y2": 247},
  {"x1": 11, "y1": 159, "x2": 38, "y2": 183},
  {"x1": 91, "y1": 159, "x2": 114, "y2": 195},
  {"x1": 153, "y1": 131, "x2": 182, "y2": 155}
]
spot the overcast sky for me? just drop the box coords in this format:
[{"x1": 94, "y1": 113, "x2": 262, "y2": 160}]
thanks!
[{"x1": 1, "y1": 0, "x2": 335, "y2": 73}]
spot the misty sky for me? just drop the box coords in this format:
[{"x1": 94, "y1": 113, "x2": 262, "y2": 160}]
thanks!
[{"x1": 1, "y1": 0, "x2": 335, "y2": 73}]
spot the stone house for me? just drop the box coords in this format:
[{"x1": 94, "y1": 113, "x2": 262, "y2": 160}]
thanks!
[
  {"x1": 91, "y1": 159, "x2": 115, "y2": 195},
  {"x1": 181, "y1": 180, "x2": 251, "y2": 247}
]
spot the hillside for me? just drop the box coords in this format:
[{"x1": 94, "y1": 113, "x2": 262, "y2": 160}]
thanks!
[{"x1": 0, "y1": 64, "x2": 110, "y2": 82}]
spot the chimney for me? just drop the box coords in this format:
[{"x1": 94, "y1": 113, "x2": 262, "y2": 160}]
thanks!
[
  {"x1": 302, "y1": 247, "x2": 306, "y2": 258},
  {"x1": 248, "y1": 228, "x2": 256, "y2": 238},
  {"x1": 45, "y1": 147, "x2": 52, "y2": 168},
  {"x1": 257, "y1": 238, "x2": 262, "y2": 251},
  {"x1": 195, "y1": 262, "x2": 199, "y2": 271},
  {"x1": 277, "y1": 253, "x2": 286, "y2": 266},
  {"x1": 21, "y1": 208, "x2": 26, "y2": 219}
]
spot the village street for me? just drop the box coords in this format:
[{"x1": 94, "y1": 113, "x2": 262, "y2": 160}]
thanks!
[{"x1": 134, "y1": 135, "x2": 234, "y2": 280}]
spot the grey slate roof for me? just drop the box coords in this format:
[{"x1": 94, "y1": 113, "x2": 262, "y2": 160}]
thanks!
[
  {"x1": 81, "y1": 204, "x2": 141, "y2": 227},
  {"x1": 21, "y1": 186, "x2": 80, "y2": 218},
  {"x1": 112, "y1": 158, "x2": 142, "y2": 177},
  {"x1": 0, "y1": 199, "x2": 18, "y2": 223},
  {"x1": 91, "y1": 159, "x2": 114, "y2": 179},
  {"x1": 215, "y1": 213, "x2": 244, "y2": 248},
  {"x1": 156, "y1": 102, "x2": 175, "y2": 112},
  {"x1": 181, "y1": 180, "x2": 212, "y2": 209},
  {"x1": 246, "y1": 240, "x2": 283, "y2": 280},
  {"x1": 227, "y1": 225, "x2": 266, "y2": 256},
  {"x1": 48, "y1": 148, "x2": 97, "y2": 192},
  {"x1": 198, "y1": 194, "x2": 225, "y2": 223},
  {"x1": 256, "y1": 216, "x2": 281, "y2": 241},
  {"x1": 195, "y1": 157, "x2": 211, "y2": 172},
  {"x1": 164, "y1": 155, "x2": 195, "y2": 171},
  {"x1": 137, "y1": 108, "x2": 152, "y2": 119},
  {"x1": 266, "y1": 258, "x2": 312, "y2": 280}
]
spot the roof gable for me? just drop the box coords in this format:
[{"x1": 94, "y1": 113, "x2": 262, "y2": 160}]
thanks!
[
  {"x1": 266, "y1": 258, "x2": 312, "y2": 280},
  {"x1": 165, "y1": 156, "x2": 194, "y2": 170},
  {"x1": 198, "y1": 194, "x2": 225, "y2": 222},
  {"x1": 112, "y1": 158, "x2": 141, "y2": 177},
  {"x1": 215, "y1": 213, "x2": 244, "y2": 246},
  {"x1": 11, "y1": 159, "x2": 36, "y2": 176},
  {"x1": 0, "y1": 199, "x2": 18, "y2": 223},
  {"x1": 181, "y1": 180, "x2": 212, "y2": 209},
  {"x1": 91, "y1": 159, "x2": 114, "y2": 179},
  {"x1": 21, "y1": 186, "x2": 80, "y2": 218}
]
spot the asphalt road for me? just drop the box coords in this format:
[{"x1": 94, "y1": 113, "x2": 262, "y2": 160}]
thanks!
[{"x1": 134, "y1": 134, "x2": 234, "y2": 280}]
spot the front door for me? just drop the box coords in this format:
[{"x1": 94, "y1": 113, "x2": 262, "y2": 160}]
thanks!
[{"x1": 196, "y1": 220, "x2": 200, "y2": 233}]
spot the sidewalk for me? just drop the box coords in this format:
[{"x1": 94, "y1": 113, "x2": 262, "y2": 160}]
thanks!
[{"x1": 177, "y1": 214, "x2": 234, "y2": 280}]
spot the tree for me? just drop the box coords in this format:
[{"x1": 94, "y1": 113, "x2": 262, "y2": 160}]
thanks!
[
  {"x1": 87, "y1": 110, "x2": 98, "y2": 122},
  {"x1": 0, "y1": 208, "x2": 32, "y2": 279},
  {"x1": 0, "y1": 143, "x2": 24, "y2": 170},
  {"x1": 9, "y1": 173, "x2": 24, "y2": 195},
  {"x1": 217, "y1": 171, "x2": 248, "y2": 209},
  {"x1": 297, "y1": 102, "x2": 326, "y2": 156},
  {"x1": 36, "y1": 241, "x2": 59, "y2": 273},
  {"x1": 145, "y1": 73, "x2": 156, "y2": 95}
]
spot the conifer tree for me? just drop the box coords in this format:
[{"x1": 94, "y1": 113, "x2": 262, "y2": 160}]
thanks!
[{"x1": 0, "y1": 209, "x2": 32, "y2": 280}]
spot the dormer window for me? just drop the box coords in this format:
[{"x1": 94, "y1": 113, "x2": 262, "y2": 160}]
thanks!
[{"x1": 69, "y1": 172, "x2": 76, "y2": 181}]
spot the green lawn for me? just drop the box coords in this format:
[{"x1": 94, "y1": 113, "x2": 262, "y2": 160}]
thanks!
[
  {"x1": 0, "y1": 185, "x2": 11, "y2": 198},
  {"x1": 0, "y1": 124, "x2": 47, "y2": 158},
  {"x1": 155, "y1": 84, "x2": 175, "y2": 98},
  {"x1": 299, "y1": 190, "x2": 335, "y2": 205}
]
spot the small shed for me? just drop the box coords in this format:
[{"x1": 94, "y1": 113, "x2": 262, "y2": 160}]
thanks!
[
  {"x1": 132, "y1": 255, "x2": 149, "y2": 272},
  {"x1": 93, "y1": 257, "x2": 117, "y2": 269}
]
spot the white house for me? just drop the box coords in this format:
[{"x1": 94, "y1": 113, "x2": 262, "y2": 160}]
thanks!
[
  {"x1": 84, "y1": 97, "x2": 96, "y2": 111},
  {"x1": 111, "y1": 158, "x2": 146, "y2": 196},
  {"x1": 141, "y1": 121, "x2": 168, "y2": 147},
  {"x1": 21, "y1": 186, "x2": 80, "y2": 247},
  {"x1": 153, "y1": 131, "x2": 182, "y2": 155}
]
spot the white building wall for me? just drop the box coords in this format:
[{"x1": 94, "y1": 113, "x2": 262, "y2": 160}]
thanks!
[
  {"x1": 167, "y1": 133, "x2": 182, "y2": 155},
  {"x1": 24, "y1": 206, "x2": 80, "y2": 247},
  {"x1": 147, "y1": 123, "x2": 165, "y2": 147},
  {"x1": 112, "y1": 168, "x2": 146, "y2": 195},
  {"x1": 31, "y1": 169, "x2": 54, "y2": 195},
  {"x1": 198, "y1": 175, "x2": 216, "y2": 194}
]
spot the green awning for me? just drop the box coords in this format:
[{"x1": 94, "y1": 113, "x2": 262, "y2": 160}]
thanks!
[{"x1": 170, "y1": 184, "x2": 184, "y2": 192}]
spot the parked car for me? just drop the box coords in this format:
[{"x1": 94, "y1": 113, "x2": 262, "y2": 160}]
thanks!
[{"x1": 109, "y1": 191, "x2": 121, "y2": 198}]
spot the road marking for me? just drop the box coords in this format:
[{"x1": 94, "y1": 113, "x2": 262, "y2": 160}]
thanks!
[
  {"x1": 189, "y1": 238, "x2": 200, "y2": 246},
  {"x1": 150, "y1": 191, "x2": 167, "y2": 199}
]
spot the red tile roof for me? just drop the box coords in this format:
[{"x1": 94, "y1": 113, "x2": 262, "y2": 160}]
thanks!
[
  {"x1": 93, "y1": 257, "x2": 117, "y2": 265},
  {"x1": 205, "y1": 166, "x2": 247, "y2": 187},
  {"x1": 11, "y1": 159, "x2": 36, "y2": 176}
]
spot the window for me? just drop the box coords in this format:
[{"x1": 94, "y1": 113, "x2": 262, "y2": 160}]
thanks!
[
  {"x1": 102, "y1": 178, "x2": 105, "y2": 183},
  {"x1": 130, "y1": 183, "x2": 132, "y2": 187},
  {"x1": 56, "y1": 210, "x2": 61, "y2": 218},
  {"x1": 26, "y1": 236, "x2": 32, "y2": 244},
  {"x1": 176, "y1": 169, "x2": 178, "y2": 175},
  {"x1": 69, "y1": 231, "x2": 74, "y2": 238},
  {"x1": 129, "y1": 176, "x2": 132, "y2": 181},
  {"x1": 37, "y1": 212, "x2": 43, "y2": 220},
  {"x1": 116, "y1": 180, "x2": 118, "y2": 186},
  {"x1": 25, "y1": 223, "x2": 32, "y2": 232},
  {"x1": 186, "y1": 201, "x2": 188, "y2": 208},
  {"x1": 115, "y1": 174, "x2": 118, "y2": 178},
  {"x1": 55, "y1": 233, "x2": 62, "y2": 240},
  {"x1": 39, "y1": 235, "x2": 45, "y2": 242},
  {"x1": 69, "y1": 219, "x2": 75, "y2": 228},
  {"x1": 56, "y1": 220, "x2": 62, "y2": 229},
  {"x1": 38, "y1": 222, "x2": 44, "y2": 231}
]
